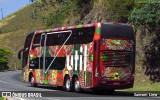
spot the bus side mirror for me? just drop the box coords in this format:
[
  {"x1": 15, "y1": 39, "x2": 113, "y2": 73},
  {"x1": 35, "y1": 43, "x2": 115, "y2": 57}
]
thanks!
[{"x1": 18, "y1": 48, "x2": 25, "y2": 60}]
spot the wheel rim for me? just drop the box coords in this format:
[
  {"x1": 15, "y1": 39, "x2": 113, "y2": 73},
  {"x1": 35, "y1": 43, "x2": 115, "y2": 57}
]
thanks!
[
  {"x1": 75, "y1": 79, "x2": 80, "y2": 91},
  {"x1": 31, "y1": 77, "x2": 34, "y2": 85},
  {"x1": 66, "y1": 79, "x2": 70, "y2": 90}
]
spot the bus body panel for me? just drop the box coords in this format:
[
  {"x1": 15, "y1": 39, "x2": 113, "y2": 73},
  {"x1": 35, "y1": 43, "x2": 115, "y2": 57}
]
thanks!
[
  {"x1": 20, "y1": 22, "x2": 135, "y2": 91},
  {"x1": 27, "y1": 42, "x2": 94, "y2": 87},
  {"x1": 24, "y1": 26, "x2": 95, "y2": 88},
  {"x1": 99, "y1": 39, "x2": 134, "y2": 80},
  {"x1": 93, "y1": 23, "x2": 135, "y2": 89}
]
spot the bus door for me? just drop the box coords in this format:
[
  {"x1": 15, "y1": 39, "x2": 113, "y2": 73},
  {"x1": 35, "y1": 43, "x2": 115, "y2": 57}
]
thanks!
[{"x1": 39, "y1": 33, "x2": 47, "y2": 83}]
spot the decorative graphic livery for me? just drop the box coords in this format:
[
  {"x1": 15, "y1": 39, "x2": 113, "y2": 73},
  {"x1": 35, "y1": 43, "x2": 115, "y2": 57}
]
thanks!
[
  {"x1": 18, "y1": 22, "x2": 135, "y2": 93},
  {"x1": 100, "y1": 39, "x2": 134, "y2": 80}
]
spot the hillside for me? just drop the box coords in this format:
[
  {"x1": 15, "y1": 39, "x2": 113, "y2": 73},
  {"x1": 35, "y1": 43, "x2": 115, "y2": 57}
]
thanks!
[{"x1": 0, "y1": 3, "x2": 45, "y2": 69}]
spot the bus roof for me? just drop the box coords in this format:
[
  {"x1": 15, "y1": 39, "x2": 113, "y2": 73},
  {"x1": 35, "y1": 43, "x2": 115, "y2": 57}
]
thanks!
[
  {"x1": 33, "y1": 22, "x2": 133, "y2": 34},
  {"x1": 34, "y1": 23, "x2": 97, "y2": 34},
  {"x1": 25, "y1": 23, "x2": 134, "y2": 48}
]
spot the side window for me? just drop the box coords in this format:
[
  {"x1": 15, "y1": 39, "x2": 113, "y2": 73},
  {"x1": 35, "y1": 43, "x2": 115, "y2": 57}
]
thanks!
[
  {"x1": 65, "y1": 32, "x2": 74, "y2": 45},
  {"x1": 46, "y1": 34, "x2": 54, "y2": 46},
  {"x1": 32, "y1": 33, "x2": 43, "y2": 49},
  {"x1": 44, "y1": 27, "x2": 95, "y2": 46},
  {"x1": 24, "y1": 34, "x2": 33, "y2": 48},
  {"x1": 22, "y1": 33, "x2": 33, "y2": 68},
  {"x1": 46, "y1": 31, "x2": 73, "y2": 46},
  {"x1": 33, "y1": 34, "x2": 41, "y2": 44},
  {"x1": 48, "y1": 57, "x2": 66, "y2": 70},
  {"x1": 73, "y1": 27, "x2": 94, "y2": 44}
]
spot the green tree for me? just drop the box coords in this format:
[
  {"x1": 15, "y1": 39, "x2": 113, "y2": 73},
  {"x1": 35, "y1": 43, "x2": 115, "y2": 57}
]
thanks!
[
  {"x1": 0, "y1": 48, "x2": 11, "y2": 70},
  {"x1": 129, "y1": 3, "x2": 160, "y2": 33},
  {"x1": 129, "y1": 3, "x2": 160, "y2": 82},
  {"x1": 106, "y1": 0, "x2": 134, "y2": 22},
  {"x1": 45, "y1": 0, "x2": 78, "y2": 27}
]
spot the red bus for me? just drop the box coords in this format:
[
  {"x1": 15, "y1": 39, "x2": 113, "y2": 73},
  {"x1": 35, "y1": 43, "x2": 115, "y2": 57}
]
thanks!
[{"x1": 18, "y1": 22, "x2": 135, "y2": 93}]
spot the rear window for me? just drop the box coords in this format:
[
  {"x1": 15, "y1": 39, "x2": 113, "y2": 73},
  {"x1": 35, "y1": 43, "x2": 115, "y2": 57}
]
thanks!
[{"x1": 101, "y1": 24, "x2": 134, "y2": 40}]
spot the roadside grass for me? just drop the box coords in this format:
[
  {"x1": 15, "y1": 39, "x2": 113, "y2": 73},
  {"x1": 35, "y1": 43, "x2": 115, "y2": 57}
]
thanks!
[
  {"x1": 123, "y1": 64, "x2": 160, "y2": 92},
  {"x1": 132, "y1": 82, "x2": 160, "y2": 91},
  {"x1": 0, "y1": 97, "x2": 6, "y2": 100},
  {"x1": 126, "y1": 77, "x2": 160, "y2": 92}
]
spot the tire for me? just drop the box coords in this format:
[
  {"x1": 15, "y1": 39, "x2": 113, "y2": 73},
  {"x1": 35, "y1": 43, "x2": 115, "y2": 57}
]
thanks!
[
  {"x1": 106, "y1": 89, "x2": 115, "y2": 95},
  {"x1": 93, "y1": 88, "x2": 115, "y2": 95},
  {"x1": 73, "y1": 77, "x2": 81, "y2": 92},
  {"x1": 57, "y1": 86, "x2": 63, "y2": 90},
  {"x1": 64, "y1": 77, "x2": 71, "y2": 92},
  {"x1": 92, "y1": 88, "x2": 104, "y2": 94},
  {"x1": 30, "y1": 76, "x2": 37, "y2": 87}
]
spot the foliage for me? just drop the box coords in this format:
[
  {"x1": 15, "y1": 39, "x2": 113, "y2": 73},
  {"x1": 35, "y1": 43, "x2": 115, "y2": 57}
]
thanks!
[
  {"x1": 77, "y1": 0, "x2": 93, "y2": 20},
  {"x1": 0, "y1": 48, "x2": 11, "y2": 70},
  {"x1": 30, "y1": 0, "x2": 93, "y2": 27},
  {"x1": 106, "y1": 0, "x2": 134, "y2": 22},
  {"x1": 144, "y1": 32, "x2": 160, "y2": 82},
  {"x1": 45, "y1": 0, "x2": 79, "y2": 27},
  {"x1": 129, "y1": 3, "x2": 160, "y2": 82},
  {"x1": 129, "y1": 3, "x2": 160, "y2": 32}
]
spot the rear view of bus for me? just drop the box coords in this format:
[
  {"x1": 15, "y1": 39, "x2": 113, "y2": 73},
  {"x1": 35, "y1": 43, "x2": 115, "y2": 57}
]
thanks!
[{"x1": 93, "y1": 23, "x2": 135, "y2": 92}]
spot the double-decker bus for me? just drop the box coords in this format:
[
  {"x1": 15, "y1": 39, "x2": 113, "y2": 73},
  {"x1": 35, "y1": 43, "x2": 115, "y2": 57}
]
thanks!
[{"x1": 18, "y1": 22, "x2": 135, "y2": 93}]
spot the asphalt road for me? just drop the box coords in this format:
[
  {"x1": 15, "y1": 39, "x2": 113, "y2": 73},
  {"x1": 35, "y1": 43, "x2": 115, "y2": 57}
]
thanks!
[{"x1": 0, "y1": 70, "x2": 159, "y2": 100}]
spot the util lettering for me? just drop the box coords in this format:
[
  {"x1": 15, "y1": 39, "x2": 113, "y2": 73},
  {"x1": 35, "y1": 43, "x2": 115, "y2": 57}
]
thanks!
[{"x1": 67, "y1": 45, "x2": 87, "y2": 71}]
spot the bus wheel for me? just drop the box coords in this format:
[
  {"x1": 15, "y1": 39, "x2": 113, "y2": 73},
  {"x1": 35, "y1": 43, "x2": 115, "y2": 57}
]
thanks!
[
  {"x1": 92, "y1": 88, "x2": 104, "y2": 94},
  {"x1": 106, "y1": 89, "x2": 115, "y2": 95},
  {"x1": 74, "y1": 77, "x2": 81, "y2": 92},
  {"x1": 30, "y1": 76, "x2": 37, "y2": 87},
  {"x1": 64, "y1": 77, "x2": 71, "y2": 92}
]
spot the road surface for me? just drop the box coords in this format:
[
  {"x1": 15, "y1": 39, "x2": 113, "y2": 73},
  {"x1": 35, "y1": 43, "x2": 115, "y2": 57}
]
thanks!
[{"x1": 0, "y1": 70, "x2": 159, "y2": 100}]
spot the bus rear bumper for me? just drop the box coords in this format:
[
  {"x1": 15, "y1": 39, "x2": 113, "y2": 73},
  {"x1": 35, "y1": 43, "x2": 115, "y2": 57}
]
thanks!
[{"x1": 95, "y1": 79, "x2": 134, "y2": 89}]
